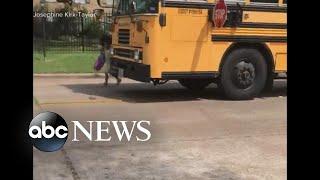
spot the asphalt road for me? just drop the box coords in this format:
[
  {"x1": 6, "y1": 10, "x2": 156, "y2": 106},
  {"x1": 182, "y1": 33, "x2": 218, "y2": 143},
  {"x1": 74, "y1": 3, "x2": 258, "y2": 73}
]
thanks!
[{"x1": 33, "y1": 75, "x2": 287, "y2": 180}]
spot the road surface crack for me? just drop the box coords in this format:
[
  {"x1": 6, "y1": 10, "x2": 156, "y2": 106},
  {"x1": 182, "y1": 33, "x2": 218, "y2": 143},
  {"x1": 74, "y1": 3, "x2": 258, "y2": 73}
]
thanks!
[{"x1": 61, "y1": 149, "x2": 81, "y2": 180}]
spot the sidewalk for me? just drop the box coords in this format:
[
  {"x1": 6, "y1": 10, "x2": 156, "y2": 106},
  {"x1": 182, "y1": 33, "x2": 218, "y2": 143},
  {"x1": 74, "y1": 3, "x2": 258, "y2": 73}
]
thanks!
[{"x1": 33, "y1": 73, "x2": 105, "y2": 78}]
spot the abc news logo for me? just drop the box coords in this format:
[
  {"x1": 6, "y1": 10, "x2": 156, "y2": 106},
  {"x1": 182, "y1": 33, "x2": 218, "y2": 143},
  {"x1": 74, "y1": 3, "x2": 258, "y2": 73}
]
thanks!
[{"x1": 29, "y1": 112, "x2": 151, "y2": 152}]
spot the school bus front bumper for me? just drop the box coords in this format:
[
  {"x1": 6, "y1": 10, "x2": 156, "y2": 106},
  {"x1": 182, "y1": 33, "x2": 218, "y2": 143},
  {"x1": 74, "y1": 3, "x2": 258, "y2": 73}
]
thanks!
[{"x1": 110, "y1": 57, "x2": 151, "y2": 83}]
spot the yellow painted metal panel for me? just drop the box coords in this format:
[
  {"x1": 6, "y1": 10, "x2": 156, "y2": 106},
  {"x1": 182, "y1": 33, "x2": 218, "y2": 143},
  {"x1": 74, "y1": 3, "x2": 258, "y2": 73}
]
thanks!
[
  {"x1": 275, "y1": 53, "x2": 287, "y2": 71},
  {"x1": 171, "y1": 16, "x2": 208, "y2": 42},
  {"x1": 242, "y1": 11, "x2": 287, "y2": 24}
]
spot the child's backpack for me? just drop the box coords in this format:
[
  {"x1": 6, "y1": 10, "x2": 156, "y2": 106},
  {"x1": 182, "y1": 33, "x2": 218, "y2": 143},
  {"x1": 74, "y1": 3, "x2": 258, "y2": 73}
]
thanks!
[{"x1": 94, "y1": 53, "x2": 106, "y2": 71}]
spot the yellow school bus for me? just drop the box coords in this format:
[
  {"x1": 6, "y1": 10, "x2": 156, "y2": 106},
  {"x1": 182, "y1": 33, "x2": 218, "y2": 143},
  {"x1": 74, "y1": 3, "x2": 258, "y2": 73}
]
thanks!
[{"x1": 98, "y1": 0, "x2": 287, "y2": 100}]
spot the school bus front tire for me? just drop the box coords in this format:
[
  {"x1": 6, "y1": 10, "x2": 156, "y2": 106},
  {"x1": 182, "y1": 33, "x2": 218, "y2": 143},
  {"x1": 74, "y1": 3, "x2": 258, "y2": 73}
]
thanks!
[{"x1": 219, "y1": 48, "x2": 268, "y2": 100}]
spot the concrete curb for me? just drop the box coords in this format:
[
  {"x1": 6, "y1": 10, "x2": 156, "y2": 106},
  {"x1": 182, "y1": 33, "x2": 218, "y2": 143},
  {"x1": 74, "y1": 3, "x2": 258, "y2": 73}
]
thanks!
[{"x1": 33, "y1": 73, "x2": 105, "y2": 78}]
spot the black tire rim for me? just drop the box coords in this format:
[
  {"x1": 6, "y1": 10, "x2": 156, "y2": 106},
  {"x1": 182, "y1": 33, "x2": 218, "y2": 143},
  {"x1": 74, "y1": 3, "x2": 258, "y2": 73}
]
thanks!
[{"x1": 232, "y1": 59, "x2": 256, "y2": 89}]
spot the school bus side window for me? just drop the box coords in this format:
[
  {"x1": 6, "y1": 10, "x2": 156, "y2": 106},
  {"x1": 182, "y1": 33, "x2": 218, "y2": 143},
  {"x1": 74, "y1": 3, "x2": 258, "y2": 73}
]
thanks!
[
  {"x1": 250, "y1": 0, "x2": 279, "y2": 3},
  {"x1": 224, "y1": 0, "x2": 245, "y2": 4}
]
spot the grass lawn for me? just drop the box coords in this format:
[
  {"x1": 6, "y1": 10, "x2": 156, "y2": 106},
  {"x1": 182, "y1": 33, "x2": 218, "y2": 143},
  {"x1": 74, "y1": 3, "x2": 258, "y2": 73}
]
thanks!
[{"x1": 33, "y1": 52, "x2": 99, "y2": 73}]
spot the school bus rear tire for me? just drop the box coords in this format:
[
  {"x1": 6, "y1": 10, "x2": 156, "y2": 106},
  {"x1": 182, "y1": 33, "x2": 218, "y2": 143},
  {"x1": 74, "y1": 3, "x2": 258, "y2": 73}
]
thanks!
[
  {"x1": 179, "y1": 79, "x2": 212, "y2": 91},
  {"x1": 219, "y1": 48, "x2": 268, "y2": 100}
]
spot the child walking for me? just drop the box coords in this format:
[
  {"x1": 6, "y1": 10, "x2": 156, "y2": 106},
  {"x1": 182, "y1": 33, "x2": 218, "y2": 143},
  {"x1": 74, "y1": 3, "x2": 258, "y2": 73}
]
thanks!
[{"x1": 95, "y1": 32, "x2": 121, "y2": 86}]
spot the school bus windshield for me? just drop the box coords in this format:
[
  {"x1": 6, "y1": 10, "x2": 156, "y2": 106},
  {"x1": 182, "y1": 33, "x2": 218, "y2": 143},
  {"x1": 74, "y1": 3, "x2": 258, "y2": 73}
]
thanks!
[{"x1": 115, "y1": 0, "x2": 158, "y2": 15}]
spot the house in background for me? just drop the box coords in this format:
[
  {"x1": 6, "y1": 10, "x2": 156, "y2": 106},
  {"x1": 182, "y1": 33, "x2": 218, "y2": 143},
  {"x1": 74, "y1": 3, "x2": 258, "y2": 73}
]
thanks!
[{"x1": 33, "y1": 0, "x2": 105, "y2": 12}]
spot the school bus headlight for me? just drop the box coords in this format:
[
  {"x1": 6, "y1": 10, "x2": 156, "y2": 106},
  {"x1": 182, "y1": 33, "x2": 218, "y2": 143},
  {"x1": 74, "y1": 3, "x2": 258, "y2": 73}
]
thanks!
[{"x1": 134, "y1": 50, "x2": 140, "y2": 61}]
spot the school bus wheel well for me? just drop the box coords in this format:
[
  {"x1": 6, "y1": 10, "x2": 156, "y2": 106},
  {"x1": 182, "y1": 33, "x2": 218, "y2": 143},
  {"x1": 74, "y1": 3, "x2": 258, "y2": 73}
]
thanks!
[{"x1": 219, "y1": 43, "x2": 275, "y2": 77}]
